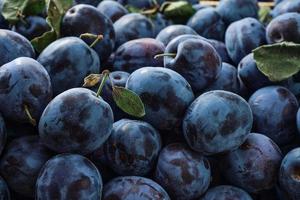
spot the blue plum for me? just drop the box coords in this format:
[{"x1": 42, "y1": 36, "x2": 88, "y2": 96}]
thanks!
[
  {"x1": 279, "y1": 147, "x2": 300, "y2": 200},
  {"x1": 164, "y1": 38, "x2": 222, "y2": 93},
  {"x1": 12, "y1": 16, "x2": 50, "y2": 41},
  {"x1": 202, "y1": 185, "x2": 253, "y2": 200},
  {"x1": 183, "y1": 90, "x2": 253, "y2": 155},
  {"x1": 217, "y1": 0, "x2": 259, "y2": 25},
  {"x1": 114, "y1": 13, "x2": 154, "y2": 48},
  {"x1": 104, "y1": 119, "x2": 162, "y2": 176},
  {"x1": 73, "y1": 0, "x2": 101, "y2": 6},
  {"x1": 0, "y1": 136, "x2": 53, "y2": 197},
  {"x1": 38, "y1": 88, "x2": 113, "y2": 155},
  {"x1": 37, "y1": 37, "x2": 100, "y2": 96},
  {"x1": 225, "y1": 17, "x2": 266, "y2": 64},
  {"x1": 154, "y1": 143, "x2": 211, "y2": 200},
  {"x1": 272, "y1": 0, "x2": 300, "y2": 17},
  {"x1": 187, "y1": 7, "x2": 226, "y2": 41},
  {"x1": 36, "y1": 154, "x2": 102, "y2": 200},
  {"x1": 126, "y1": 67, "x2": 195, "y2": 131},
  {"x1": 0, "y1": 113, "x2": 6, "y2": 156},
  {"x1": 61, "y1": 4, "x2": 115, "y2": 63},
  {"x1": 221, "y1": 133, "x2": 282, "y2": 193},
  {"x1": 0, "y1": 176, "x2": 10, "y2": 200},
  {"x1": 97, "y1": 0, "x2": 128, "y2": 22},
  {"x1": 207, "y1": 39, "x2": 233, "y2": 64},
  {"x1": 0, "y1": 57, "x2": 52, "y2": 124},
  {"x1": 151, "y1": 13, "x2": 173, "y2": 37},
  {"x1": 248, "y1": 86, "x2": 299, "y2": 145},
  {"x1": 205, "y1": 62, "x2": 239, "y2": 93},
  {"x1": 156, "y1": 25, "x2": 198, "y2": 46},
  {"x1": 266, "y1": 12, "x2": 300, "y2": 44},
  {"x1": 297, "y1": 108, "x2": 300, "y2": 134},
  {"x1": 113, "y1": 38, "x2": 165, "y2": 73},
  {"x1": 103, "y1": 176, "x2": 170, "y2": 200},
  {"x1": 0, "y1": 29, "x2": 35, "y2": 66},
  {"x1": 238, "y1": 53, "x2": 272, "y2": 92}
]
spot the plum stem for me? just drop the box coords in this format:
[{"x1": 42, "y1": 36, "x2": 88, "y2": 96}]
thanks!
[
  {"x1": 154, "y1": 53, "x2": 176, "y2": 59},
  {"x1": 96, "y1": 70, "x2": 110, "y2": 97},
  {"x1": 24, "y1": 105, "x2": 36, "y2": 126},
  {"x1": 80, "y1": 33, "x2": 103, "y2": 48}
]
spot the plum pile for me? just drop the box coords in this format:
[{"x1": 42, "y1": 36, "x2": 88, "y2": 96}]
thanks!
[{"x1": 0, "y1": 0, "x2": 299, "y2": 199}]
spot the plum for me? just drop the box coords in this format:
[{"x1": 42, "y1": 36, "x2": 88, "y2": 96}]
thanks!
[
  {"x1": 225, "y1": 17, "x2": 266, "y2": 65},
  {"x1": 238, "y1": 53, "x2": 272, "y2": 92},
  {"x1": 183, "y1": 90, "x2": 253, "y2": 155},
  {"x1": 37, "y1": 37, "x2": 100, "y2": 96},
  {"x1": 217, "y1": 0, "x2": 259, "y2": 25},
  {"x1": 151, "y1": 13, "x2": 173, "y2": 37},
  {"x1": 164, "y1": 38, "x2": 222, "y2": 93},
  {"x1": 297, "y1": 108, "x2": 300, "y2": 134},
  {"x1": 126, "y1": 67, "x2": 195, "y2": 131},
  {"x1": 0, "y1": 57, "x2": 52, "y2": 124},
  {"x1": 207, "y1": 39, "x2": 232, "y2": 64},
  {"x1": 0, "y1": 113, "x2": 6, "y2": 156},
  {"x1": 12, "y1": 16, "x2": 50, "y2": 41},
  {"x1": 272, "y1": 0, "x2": 300, "y2": 17},
  {"x1": 0, "y1": 29, "x2": 35, "y2": 66},
  {"x1": 156, "y1": 25, "x2": 198, "y2": 46},
  {"x1": 38, "y1": 88, "x2": 113, "y2": 155},
  {"x1": 73, "y1": 0, "x2": 101, "y2": 6},
  {"x1": 221, "y1": 133, "x2": 282, "y2": 193},
  {"x1": 266, "y1": 12, "x2": 300, "y2": 44},
  {"x1": 97, "y1": 0, "x2": 128, "y2": 22},
  {"x1": 104, "y1": 119, "x2": 162, "y2": 176},
  {"x1": 202, "y1": 185, "x2": 253, "y2": 200},
  {"x1": 113, "y1": 38, "x2": 165, "y2": 73},
  {"x1": 187, "y1": 7, "x2": 226, "y2": 41},
  {"x1": 36, "y1": 154, "x2": 102, "y2": 200},
  {"x1": 0, "y1": 136, "x2": 53, "y2": 197},
  {"x1": 154, "y1": 143, "x2": 211, "y2": 200},
  {"x1": 114, "y1": 13, "x2": 154, "y2": 48},
  {"x1": 248, "y1": 86, "x2": 299, "y2": 146},
  {"x1": 0, "y1": 176, "x2": 10, "y2": 200},
  {"x1": 103, "y1": 176, "x2": 170, "y2": 200},
  {"x1": 205, "y1": 62, "x2": 239, "y2": 94},
  {"x1": 279, "y1": 147, "x2": 300, "y2": 200},
  {"x1": 61, "y1": 4, "x2": 115, "y2": 63}
]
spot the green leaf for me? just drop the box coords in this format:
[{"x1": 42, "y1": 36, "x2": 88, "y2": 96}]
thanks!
[
  {"x1": 259, "y1": 7, "x2": 272, "y2": 24},
  {"x1": 253, "y1": 42, "x2": 300, "y2": 82},
  {"x1": 112, "y1": 86, "x2": 146, "y2": 118},
  {"x1": 31, "y1": 0, "x2": 73, "y2": 53},
  {"x1": 2, "y1": 0, "x2": 45, "y2": 24},
  {"x1": 161, "y1": 1, "x2": 196, "y2": 24}
]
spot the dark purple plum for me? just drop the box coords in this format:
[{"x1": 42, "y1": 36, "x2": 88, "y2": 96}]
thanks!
[
  {"x1": 205, "y1": 62, "x2": 239, "y2": 93},
  {"x1": 61, "y1": 4, "x2": 115, "y2": 63},
  {"x1": 113, "y1": 38, "x2": 165, "y2": 73},
  {"x1": 183, "y1": 90, "x2": 252, "y2": 155},
  {"x1": 154, "y1": 143, "x2": 211, "y2": 200},
  {"x1": 38, "y1": 88, "x2": 113, "y2": 155},
  {"x1": 103, "y1": 176, "x2": 170, "y2": 200},
  {"x1": 217, "y1": 0, "x2": 259, "y2": 25},
  {"x1": 225, "y1": 17, "x2": 266, "y2": 65},
  {"x1": 156, "y1": 25, "x2": 198, "y2": 46},
  {"x1": 221, "y1": 133, "x2": 282, "y2": 193},
  {"x1": 238, "y1": 53, "x2": 272, "y2": 92},
  {"x1": 272, "y1": 0, "x2": 300, "y2": 17},
  {"x1": 0, "y1": 57, "x2": 52, "y2": 124},
  {"x1": 73, "y1": 0, "x2": 101, "y2": 6},
  {"x1": 279, "y1": 147, "x2": 300, "y2": 200},
  {"x1": 266, "y1": 12, "x2": 300, "y2": 44},
  {"x1": 207, "y1": 39, "x2": 233, "y2": 64},
  {"x1": 0, "y1": 29, "x2": 35, "y2": 66},
  {"x1": 104, "y1": 119, "x2": 161, "y2": 176},
  {"x1": 97, "y1": 0, "x2": 128, "y2": 22},
  {"x1": 126, "y1": 67, "x2": 195, "y2": 131},
  {"x1": 0, "y1": 113, "x2": 6, "y2": 156},
  {"x1": 164, "y1": 38, "x2": 222, "y2": 93},
  {"x1": 248, "y1": 86, "x2": 299, "y2": 146},
  {"x1": 36, "y1": 154, "x2": 102, "y2": 200},
  {"x1": 114, "y1": 13, "x2": 154, "y2": 48},
  {"x1": 0, "y1": 176, "x2": 10, "y2": 200},
  {"x1": 37, "y1": 37, "x2": 100, "y2": 96},
  {"x1": 187, "y1": 7, "x2": 226, "y2": 41},
  {"x1": 0, "y1": 136, "x2": 53, "y2": 197},
  {"x1": 151, "y1": 13, "x2": 173, "y2": 37},
  {"x1": 202, "y1": 185, "x2": 253, "y2": 200},
  {"x1": 91, "y1": 71, "x2": 130, "y2": 121},
  {"x1": 12, "y1": 16, "x2": 50, "y2": 41}
]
